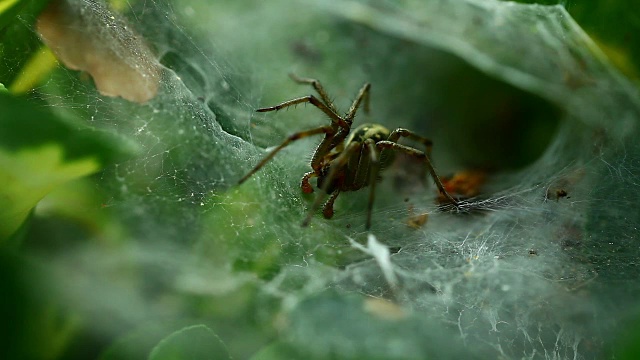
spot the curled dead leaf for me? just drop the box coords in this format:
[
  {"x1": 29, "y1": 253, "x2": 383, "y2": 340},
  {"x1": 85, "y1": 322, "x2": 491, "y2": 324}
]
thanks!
[
  {"x1": 37, "y1": 0, "x2": 161, "y2": 103},
  {"x1": 363, "y1": 298, "x2": 407, "y2": 321},
  {"x1": 437, "y1": 169, "x2": 487, "y2": 204},
  {"x1": 406, "y1": 203, "x2": 429, "y2": 229}
]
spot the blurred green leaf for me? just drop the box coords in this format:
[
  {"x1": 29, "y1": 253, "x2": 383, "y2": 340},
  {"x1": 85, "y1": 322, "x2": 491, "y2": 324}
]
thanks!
[
  {"x1": 99, "y1": 322, "x2": 188, "y2": 360},
  {"x1": 0, "y1": 0, "x2": 28, "y2": 31},
  {"x1": 0, "y1": 0, "x2": 52, "y2": 87},
  {"x1": 148, "y1": 325, "x2": 231, "y2": 360},
  {"x1": 0, "y1": 250, "x2": 80, "y2": 360},
  {"x1": 508, "y1": 0, "x2": 639, "y2": 80},
  {"x1": 0, "y1": 93, "x2": 137, "y2": 242},
  {"x1": 249, "y1": 342, "x2": 303, "y2": 360}
]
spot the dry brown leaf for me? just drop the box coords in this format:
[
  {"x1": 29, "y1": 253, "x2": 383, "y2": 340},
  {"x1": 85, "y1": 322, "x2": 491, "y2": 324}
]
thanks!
[
  {"x1": 363, "y1": 298, "x2": 407, "y2": 321},
  {"x1": 37, "y1": 0, "x2": 161, "y2": 103}
]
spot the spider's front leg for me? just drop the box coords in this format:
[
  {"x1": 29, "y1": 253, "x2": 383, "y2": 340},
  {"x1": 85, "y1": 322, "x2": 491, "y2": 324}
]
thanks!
[
  {"x1": 301, "y1": 172, "x2": 317, "y2": 194},
  {"x1": 288, "y1": 74, "x2": 339, "y2": 114},
  {"x1": 300, "y1": 191, "x2": 340, "y2": 226},
  {"x1": 322, "y1": 190, "x2": 341, "y2": 219},
  {"x1": 257, "y1": 95, "x2": 350, "y2": 129},
  {"x1": 387, "y1": 128, "x2": 433, "y2": 156},
  {"x1": 377, "y1": 140, "x2": 459, "y2": 206},
  {"x1": 238, "y1": 126, "x2": 334, "y2": 185}
]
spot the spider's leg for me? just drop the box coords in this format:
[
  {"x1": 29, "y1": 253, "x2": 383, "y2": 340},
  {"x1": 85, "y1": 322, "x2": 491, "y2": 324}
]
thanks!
[
  {"x1": 301, "y1": 171, "x2": 317, "y2": 194},
  {"x1": 322, "y1": 190, "x2": 341, "y2": 219},
  {"x1": 387, "y1": 128, "x2": 433, "y2": 156},
  {"x1": 344, "y1": 83, "x2": 371, "y2": 122},
  {"x1": 364, "y1": 139, "x2": 379, "y2": 230},
  {"x1": 289, "y1": 74, "x2": 339, "y2": 114},
  {"x1": 238, "y1": 126, "x2": 334, "y2": 185},
  {"x1": 257, "y1": 95, "x2": 349, "y2": 130},
  {"x1": 300, "y1": 153, "x2": 340, "y2": 194},
  {"x1": 301, "y1": 142, "x2": 361, "y2": 227},
  {"x1": 376, "y1": 141, "x2": 458, "y2": 206}
]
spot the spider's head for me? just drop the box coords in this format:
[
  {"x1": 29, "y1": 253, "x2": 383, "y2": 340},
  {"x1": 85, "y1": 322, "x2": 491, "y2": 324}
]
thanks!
[
  {"x1": 346, "y1": 123, "x2": 390, "y2": 145},
  {"x1": 347, "y1": 123, "x2": 395, "y2": 169}
]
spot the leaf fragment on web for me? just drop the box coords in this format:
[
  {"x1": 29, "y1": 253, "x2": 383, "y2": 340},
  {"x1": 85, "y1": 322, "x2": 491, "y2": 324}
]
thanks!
[{"x1": 349, "y1": 234, "x2": 399, "y2": 290}]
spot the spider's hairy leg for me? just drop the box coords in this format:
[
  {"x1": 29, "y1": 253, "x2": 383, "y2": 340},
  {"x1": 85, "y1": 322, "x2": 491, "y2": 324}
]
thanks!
[
  {"x1": 257, "y1": 95, "x2": 350, "y2": 130},
  {"x1": 322, "y1": 190, "x2": 341, "y2": 219},
  {"x1": 376, "y1": 141, "x2": 459, "y2": 206},
  {"x1": 238, "y1": 126, "x2": 334, "y2": 185},
  {"x1": 344, "y1": 82, "x2": 371, "y2": 122},
  {"x1": 364, "y1": 139, "x2": 379, "y2": 230},
  {"x1": 301, "y1": 142, "x2": 361, "y2": 227},
  {"x1": 301, "y1": 171, "x2": 317, "y2": 194},
  {"x1": 288, "y1": 74, "x2": 339, "y2": 114},
  {"x1": 387, "y1": 128, "x2": 433, "y2": 156}
]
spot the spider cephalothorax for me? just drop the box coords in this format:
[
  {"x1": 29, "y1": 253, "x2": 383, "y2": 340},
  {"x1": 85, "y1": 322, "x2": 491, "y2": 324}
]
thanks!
[{"x1": 238, "y1": 74, "x2": 457, "y2": 229}]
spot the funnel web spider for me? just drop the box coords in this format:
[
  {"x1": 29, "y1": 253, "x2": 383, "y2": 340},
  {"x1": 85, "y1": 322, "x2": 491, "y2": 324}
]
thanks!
[{"x1": 239, "y1": 75, "x2": 458, "y2": 230}]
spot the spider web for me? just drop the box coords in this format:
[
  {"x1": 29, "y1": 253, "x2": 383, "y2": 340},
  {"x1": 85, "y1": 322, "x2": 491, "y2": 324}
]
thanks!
[{"x1": 20, "y1": 0, "x2": 640, "y2": 359}]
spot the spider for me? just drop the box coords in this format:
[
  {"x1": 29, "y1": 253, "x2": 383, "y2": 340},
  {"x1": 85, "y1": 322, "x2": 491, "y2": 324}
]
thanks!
[{"x1": 238, "y1": 74, "x2": 458, "y2": 230}]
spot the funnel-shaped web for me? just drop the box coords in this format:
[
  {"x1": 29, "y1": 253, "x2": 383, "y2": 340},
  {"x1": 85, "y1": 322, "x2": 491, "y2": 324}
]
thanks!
[{"x1": 21, "y1": 0, "x2": 640, "y2": 359}]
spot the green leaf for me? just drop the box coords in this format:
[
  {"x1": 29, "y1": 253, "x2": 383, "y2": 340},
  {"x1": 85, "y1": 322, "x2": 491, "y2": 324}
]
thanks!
[
  {"x1": 0, "y1": 93, "x2": 137, "y2": 241},
  {"x1": 0, "y1": 250, "x2": 81, "y2": 359},
  {"x1": 99, "y1": 322, "x2": 190, "y2": 360},
  {"x1": 0, "y1": 0, "x2": 52, "y2": 87},
  {"x1": 249, "y1": 342, "x2": 303, "y2": 360},
  {"x1": 0, "y1": 0, "x2": 29, "y2": 31},
  {"x1": 148, "y1": 325, "x2": 231, "y2": 360},
  {"x1": 507, "y1": 0, "x2": 640, "y2": 80}
]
